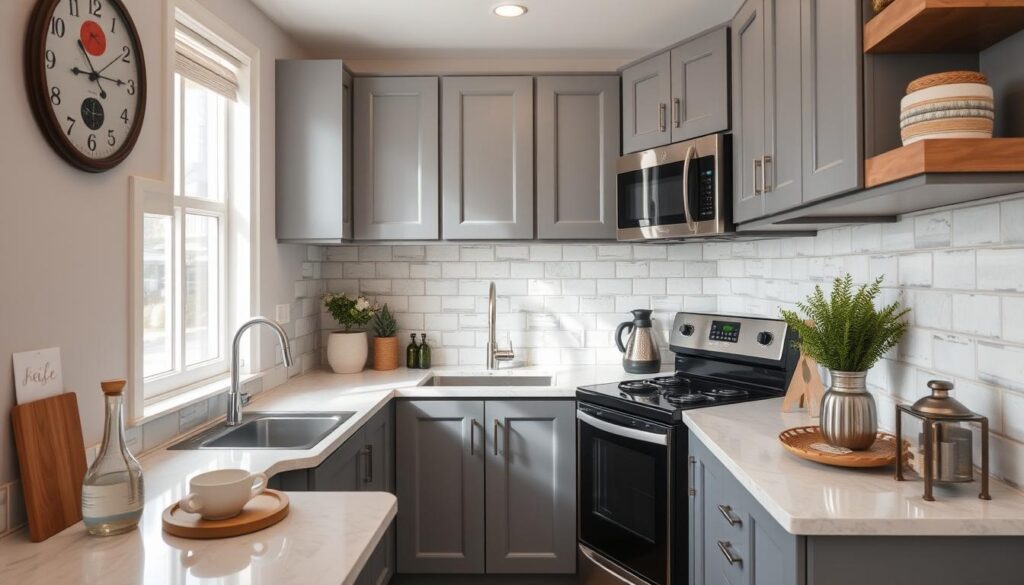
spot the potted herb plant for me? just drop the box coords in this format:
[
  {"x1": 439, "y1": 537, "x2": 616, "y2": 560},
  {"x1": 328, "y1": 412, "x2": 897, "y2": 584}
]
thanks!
[
  {"x1": 323, "y1": 293, "x2": 378, "y2": 374},
  {"x1": 781, "y1": 275, "x2": 909, "y2": 450},
  {"x1": 372, "y1": 304, "x2": 400, "y2": 371}
]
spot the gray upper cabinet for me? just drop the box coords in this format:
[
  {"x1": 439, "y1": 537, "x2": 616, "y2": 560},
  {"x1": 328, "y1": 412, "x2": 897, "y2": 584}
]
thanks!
[
  {"x1": 441, "y1": 77, "x2": 534, "y2": 240},
  {"x1": 800, "y1": 0, "x2": 863, "y2": 203},
  {"x1": 732, "y1": 0, "x2": 768, "y2": 224},
  {"x1": 764, "y1": 0, "x2": 804, "y2": 216},
  {"x1": 396, "y1": 400, "x2": 486, "y2": 574},
  {"x1": 671, "y1": 27, "x2": 730, "y2": 143},
  {"x1": 484, "y1": 400, "x2": 577, "y2": 574},
  {"x1": 622, "y1": 52, "x2": 672, "y2": 154},
  {"x1": 536, "y1": 76, "x2": 619, "y2": 240},
  {"x1": 353, "y1": 77, "x2": 440, "y2": 240},
  {"x1": 276, "y1": 60, "x2": 352, "y2": 242}
]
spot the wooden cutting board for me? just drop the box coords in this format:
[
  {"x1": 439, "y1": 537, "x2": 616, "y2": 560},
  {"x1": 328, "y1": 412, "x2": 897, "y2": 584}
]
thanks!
[{"x1": 11, "y1": 392, "x2": 87, "y2": 542}]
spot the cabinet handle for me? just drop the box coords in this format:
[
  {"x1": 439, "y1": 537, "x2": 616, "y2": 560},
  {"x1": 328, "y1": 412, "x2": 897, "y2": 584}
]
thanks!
[
  {"x1": 688, "y1": 455, "x2": 696, "y2": 496},
  {"x1": 762, "y1": 155, "x2": 772, "y2": 194},
  {"x1": 363, "y1": 445, "x2": 373, "y2": 484},
  {"x1": 470, "y1": 419, "x2": 477, "y2": 456},
  {"x1": 493, "y1": 418, "x2": 501, "y2": 456},
  {"x1": 718, "y1": 504, "x2": 742, "y2": 526},
  {"x1": 659, "y1": 103, "x2": 667, "y2": 132},
  {"x1": 717, "y1": 541, "x2": 742, "y2": 566},
  {"x1": 673, "y1": 98, "x2": 681, "y2": 128},
  {"x1": 752, "y1": 158, "x2": 763, "y2": 197}
]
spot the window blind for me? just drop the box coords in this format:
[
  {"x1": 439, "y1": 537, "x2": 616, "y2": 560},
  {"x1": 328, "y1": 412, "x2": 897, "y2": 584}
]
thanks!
[{"x1": 174, "y1": 24, "x2": 240, "y2": 101}]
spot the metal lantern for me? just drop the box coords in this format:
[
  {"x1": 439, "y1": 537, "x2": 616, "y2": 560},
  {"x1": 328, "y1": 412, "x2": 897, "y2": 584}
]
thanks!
[{"x1": 895, "y1": 379, "x2": 991, "y2": 501}]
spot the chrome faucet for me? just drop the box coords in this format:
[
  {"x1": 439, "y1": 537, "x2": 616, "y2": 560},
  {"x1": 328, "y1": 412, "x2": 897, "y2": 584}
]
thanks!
[
  {"x1": 228, "y1": 317, "x2": 294, "y2": 426},
  {"x1": 486, "y1": 282, "x2": 515, "y2": 370}
]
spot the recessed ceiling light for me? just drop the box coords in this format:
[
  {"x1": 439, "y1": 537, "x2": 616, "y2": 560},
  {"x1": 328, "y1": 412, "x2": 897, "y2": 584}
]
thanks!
[{"x1": 493, "y1": 4, "x2": 528, "y2": 17}]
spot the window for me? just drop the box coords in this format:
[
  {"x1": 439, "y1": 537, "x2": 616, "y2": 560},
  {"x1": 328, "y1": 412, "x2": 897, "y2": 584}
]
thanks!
[{"x1": 139, "y1": 21, "x2": 247, "y2": 402}]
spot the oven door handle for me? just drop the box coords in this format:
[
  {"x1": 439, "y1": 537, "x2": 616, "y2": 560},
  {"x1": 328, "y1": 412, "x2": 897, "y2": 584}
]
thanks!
[
  {"x1": 578, "y1": 411, "x2": 668, "y2": 446},
  {"x1": 681, "y1": 144, "x2": 697, "y2": 234}
]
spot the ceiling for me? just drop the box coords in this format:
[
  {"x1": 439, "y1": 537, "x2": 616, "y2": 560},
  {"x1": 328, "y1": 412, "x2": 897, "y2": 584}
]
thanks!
[{"x1": 249, "y1": 0, "x2": 743, "y2": 66}]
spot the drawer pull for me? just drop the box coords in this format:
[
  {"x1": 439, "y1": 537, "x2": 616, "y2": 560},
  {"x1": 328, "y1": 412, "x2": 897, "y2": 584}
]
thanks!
[
  {"x1": 717, "y1": 504, "x2": 742, "y2": 526},
  {"x1": 688, "y1": 456, "x2": 696, "y2": 496},
  {"x1": 717, "y1": 540, "x2": 742, "y2": 566}
]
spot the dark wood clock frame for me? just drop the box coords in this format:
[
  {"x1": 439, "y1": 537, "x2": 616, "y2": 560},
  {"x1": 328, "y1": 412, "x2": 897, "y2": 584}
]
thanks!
[{"x1": 24, "y1": 0, "x2": 147, "y2": 173}]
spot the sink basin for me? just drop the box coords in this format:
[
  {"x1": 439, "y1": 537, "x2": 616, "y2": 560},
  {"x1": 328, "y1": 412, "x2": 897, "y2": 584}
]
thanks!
[
  {"x1": 421, "y1": 375, "x2": 553, "y2": 387},
  {"x1": 169, "y1": 412, "x2": 354, "y2": 450}
]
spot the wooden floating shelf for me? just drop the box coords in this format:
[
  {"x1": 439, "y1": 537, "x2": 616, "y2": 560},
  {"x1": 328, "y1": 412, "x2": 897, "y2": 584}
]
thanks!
[
  {"x1": 865, "y1": 0, "x2": 1024, "y2": 54},
  {"x1": 865, "y1": 138, "x2": 1024, "y2": 188}
]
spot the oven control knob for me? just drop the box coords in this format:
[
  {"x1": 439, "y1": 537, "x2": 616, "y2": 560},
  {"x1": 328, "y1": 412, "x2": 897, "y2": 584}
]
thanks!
[
  {"x1": 679, "y1": 324, "x2": 695, "y2": 336},
  {"x1": 756, "y1": 331, "x2": 774, "y2": 346}
]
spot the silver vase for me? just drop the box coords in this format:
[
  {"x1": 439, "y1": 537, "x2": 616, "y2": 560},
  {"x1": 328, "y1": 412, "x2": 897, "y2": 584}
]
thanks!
[{"x1": 820, "y1": 370, "x2": 877, "y2": 450}]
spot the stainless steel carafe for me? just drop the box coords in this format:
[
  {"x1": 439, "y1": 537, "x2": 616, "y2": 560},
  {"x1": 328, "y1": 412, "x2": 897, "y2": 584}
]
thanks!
[{"x1": 615, "y1": 309, "x2": 661, "y2": 374}]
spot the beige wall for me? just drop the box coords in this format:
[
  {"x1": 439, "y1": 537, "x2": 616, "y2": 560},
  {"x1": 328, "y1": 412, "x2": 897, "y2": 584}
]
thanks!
[{"x1": 0, "y1": 0, "x2": 310, "y2": 484}]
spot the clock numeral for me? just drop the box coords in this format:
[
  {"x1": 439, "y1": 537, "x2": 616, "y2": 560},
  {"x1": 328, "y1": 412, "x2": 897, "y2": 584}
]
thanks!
[
  {"x1": 50, "y1": 17, "x2": 66, "y2": 38},
  {"x1": 88, "y1": 0, "x2": 102, "y2": 18},
  {"x1": 45, "y1": 50, "x2": 56, "y2": 70},
  {"x1": 65, "y1": 116, "x2": 76, "y2": 136},
  {"x1": 120, "y1": 45, "x2": 131, "y2": 64},
  {"x1": 110, "y1": 17, "x2": 117, "y2": 33},
  {"x1": 88, "y1": 134, "x2": 97, "y2": 152},
  {"x1": 107, "y1": 129, "x2": 116, "y2": 146},
  {"x1": 126, "y1": 79, "x2": 136, "y2": 96},
  {"x1": 50, "y1": 86, "x2": 62, "y2": 106},
  {"x1": 68, "y1": 0, "x2": 79, "y2": 17},
  {"x1": 120, "y1": 108, "x2": 129, "y2": 124}
]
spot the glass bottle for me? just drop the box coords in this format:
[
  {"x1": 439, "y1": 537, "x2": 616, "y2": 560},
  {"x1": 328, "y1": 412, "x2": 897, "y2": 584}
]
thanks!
[
  {"x1": 418, "y1": 333, "x2": 432, "y2": 369},
  {"x1": 406, "y1": 333, "x2": 419, "y2": 369},
  {"x1": 82, "y1": 379, "x2": 144, "y2": 536}
]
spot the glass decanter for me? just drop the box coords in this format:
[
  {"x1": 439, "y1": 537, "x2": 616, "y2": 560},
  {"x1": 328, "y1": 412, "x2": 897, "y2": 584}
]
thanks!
[{"x1": 82, "y1": 379, "x2": 144, "y2": 536}]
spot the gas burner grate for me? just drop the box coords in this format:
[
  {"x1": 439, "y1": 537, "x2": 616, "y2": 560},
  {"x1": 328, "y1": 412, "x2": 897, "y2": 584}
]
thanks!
[{"x1": 618, "y1": 380, "x2": 658, "y2": 394}]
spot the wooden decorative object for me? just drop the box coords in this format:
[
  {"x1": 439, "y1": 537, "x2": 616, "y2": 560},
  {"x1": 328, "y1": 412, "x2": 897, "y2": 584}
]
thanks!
[
  {"x1": 864, "y1": 138, "x2": 1024, "y2": 188},
  {"x1": 11, "y1": 393, "x2": 87, "y2": 542},
  {"x1": 163, "y1": 490, "x2": 290, "y2": 539},
  {"x1": 864, "y1": 0, "x2": 1024, "y2": 54},
  {"x1": 781, "y1": 353, "x2": 825, "y2": 416},
  {"x1": 906, "y1": 70, "x2": 987, "y2": 93},
  {"x1": 373, "y1": 336, "x2": 400, "y2": 371},
  {"x1": 779, "y1": 426, "x2": 899, "y2": 468}
]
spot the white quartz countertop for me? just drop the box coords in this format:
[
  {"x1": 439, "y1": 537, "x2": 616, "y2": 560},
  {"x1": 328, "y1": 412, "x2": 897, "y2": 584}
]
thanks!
[
  {"x1": 683, "y1": 398, "x2": 1024, "y2": 536},
  {"x1": 0, "y1": 364, "x2": 638, "y2": 584}
]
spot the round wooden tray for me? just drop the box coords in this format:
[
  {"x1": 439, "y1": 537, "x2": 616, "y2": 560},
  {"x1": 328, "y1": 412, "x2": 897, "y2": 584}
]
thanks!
[
  {"x1": 163, "y1": 489, "x2": 290, "y2": 539},
  {"x1": 778, "y1": 426, "x2": 898, "y2": 468}
]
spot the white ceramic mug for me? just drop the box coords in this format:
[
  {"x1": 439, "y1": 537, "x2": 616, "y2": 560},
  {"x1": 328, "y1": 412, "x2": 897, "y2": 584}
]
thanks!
[{"x1": 179, "y1": 469, "x2": 267, "y2": 520}]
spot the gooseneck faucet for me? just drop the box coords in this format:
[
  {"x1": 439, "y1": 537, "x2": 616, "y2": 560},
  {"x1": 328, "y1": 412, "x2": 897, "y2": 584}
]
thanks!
[
  {"x1": 486, "y1": 282, "x2": 515, "y2": 370},
  {"x1": 228, "y1": 317, "x2": 294, "y2": 426}
]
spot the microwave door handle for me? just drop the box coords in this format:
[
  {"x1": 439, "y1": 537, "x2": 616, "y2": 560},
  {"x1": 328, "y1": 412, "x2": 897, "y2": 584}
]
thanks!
[
  {"x1": 578, "y1": 411, "x2": 668, "y2": 446},
  {"x1": 681, "y1": 145, "x2": 697, "y2": 233}
]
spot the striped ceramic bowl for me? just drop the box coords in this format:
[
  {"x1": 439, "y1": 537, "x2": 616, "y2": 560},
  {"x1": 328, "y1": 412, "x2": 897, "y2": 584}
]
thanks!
[{"x1": 899, "y1": 82, "x2": 994, "y2": 145}]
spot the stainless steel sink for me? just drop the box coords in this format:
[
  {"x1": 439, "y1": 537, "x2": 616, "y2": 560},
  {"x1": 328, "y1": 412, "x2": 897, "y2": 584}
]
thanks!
[
  {"x1": 421, "y1": 375, "x2": 553, "y2": 387},
  {"x1": 169, "y1": 412, "x2": 354, "y2": 450}
]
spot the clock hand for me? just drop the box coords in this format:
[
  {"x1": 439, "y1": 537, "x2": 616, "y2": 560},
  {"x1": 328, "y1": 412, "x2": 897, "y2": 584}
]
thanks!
[
  {"x1": 76, "y1": 40, "x2": 108, "y2": 99},
  {"x1": 96, "y1": 52, "x2": 124, "y2": 75}
]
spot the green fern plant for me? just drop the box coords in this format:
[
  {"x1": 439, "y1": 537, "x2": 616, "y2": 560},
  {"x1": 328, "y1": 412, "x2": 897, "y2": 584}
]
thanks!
[
  {"x1": 373, "y1": 304, "x2": 399, "y2": 338},
  {"x1": 780, "y1": 274, "x2": 910, "y2": 372}
]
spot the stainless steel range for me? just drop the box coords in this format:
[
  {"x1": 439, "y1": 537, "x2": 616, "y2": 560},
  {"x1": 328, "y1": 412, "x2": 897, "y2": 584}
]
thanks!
[{"x1": 576, "y1": 312, "x2": 799, "y2": 585}]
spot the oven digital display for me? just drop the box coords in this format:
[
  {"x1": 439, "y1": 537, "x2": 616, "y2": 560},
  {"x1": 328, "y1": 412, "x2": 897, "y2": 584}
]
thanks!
[{"x1": 709, "y1": 320, "x2": 741, "y2": 343}]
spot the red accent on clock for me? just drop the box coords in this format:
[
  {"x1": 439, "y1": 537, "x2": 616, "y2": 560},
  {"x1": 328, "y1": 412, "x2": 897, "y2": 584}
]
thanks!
[{"x1": 80, "y1": 21, "x2": 106, "y2": 56}]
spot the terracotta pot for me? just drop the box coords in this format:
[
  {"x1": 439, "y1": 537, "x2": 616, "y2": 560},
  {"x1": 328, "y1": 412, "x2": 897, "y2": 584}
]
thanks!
[
  {"x1": 326, "y1": 331, "x2": 368, "y2": 374},
  {"x1": 373, "y1": 336, "x2": 400, "y2": 371}
]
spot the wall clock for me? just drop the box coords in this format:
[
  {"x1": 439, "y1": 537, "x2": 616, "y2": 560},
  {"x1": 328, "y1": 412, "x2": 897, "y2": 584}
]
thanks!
[{"x1": 25, "y1": 0, "x2": 146, "y2": 173}]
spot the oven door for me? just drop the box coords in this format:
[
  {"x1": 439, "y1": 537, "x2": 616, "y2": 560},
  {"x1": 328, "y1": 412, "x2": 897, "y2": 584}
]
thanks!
[{"x1": 578, "y1": 404, "x2": 672, "y2": 585}]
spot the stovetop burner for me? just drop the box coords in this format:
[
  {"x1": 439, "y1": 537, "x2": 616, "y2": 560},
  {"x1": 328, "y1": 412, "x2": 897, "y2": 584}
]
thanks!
[
  {"x1": 705, "y1": 387, "x2": 749, "y2": 398},
  {"x1": 618, "y1": 380, "x2": 658, "y2": 394},
  {"x1": 664, "y1": 392, "x2": 712, "y2": 405},
  {"x1": 648, "y1": 375, "x2": 692, "y2": 390}
]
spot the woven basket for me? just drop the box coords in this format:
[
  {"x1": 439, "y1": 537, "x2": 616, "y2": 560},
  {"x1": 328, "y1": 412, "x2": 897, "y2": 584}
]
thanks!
[
  {"x1": 907, "y1": 71, "x2": 988, "y2": 94},
  {"x1": 373, "y1": 336, "x2": 400, "y2": 371},
  {"x1": 899, "y1": 79, "x2": 994, "y2": 145},
  {"x1": 779, "y1": 426, "x2": 901, "y2": 468}
]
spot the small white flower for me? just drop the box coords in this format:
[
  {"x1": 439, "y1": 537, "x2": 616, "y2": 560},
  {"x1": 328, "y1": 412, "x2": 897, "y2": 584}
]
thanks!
[{"x1": 355, "y1": 298, "x2": 370, "y2": 311}]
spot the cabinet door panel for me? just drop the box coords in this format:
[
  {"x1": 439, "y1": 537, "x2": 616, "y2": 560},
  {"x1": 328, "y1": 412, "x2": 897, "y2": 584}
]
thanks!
[
  {"x1": 484, "y1": 400, "x2": 576, "y2": 574},
  {"x1": 732, "y1": 0, "x2": 768, "y2": 224},
  {"x1": 362, "y1": 402, "x2": 394, "y2": 494},
  {"x1": 396, "y1": 400, "x2": 485, "y2": 573},
  {"x1": 764, "y1": 0, "x2": 804, "y2": 215},
  {"x1": 671, "y1": 27, "x2": 730, "y2": 142},
  {"x1": 309, "y1": 430, "x2": 364, "y2": 492},
  {"x1": 442, "y1": 77, "x2": 533, "y2": 240},
  {"x1": 354, "y1": 77, "x2": 439, "y2": 240},
  {"x1": 622, "y1": 52, "x2": 672, "y2": 153},
  {"x1": 536, "y1": 76, "x2": 618, "y2": 240},
  {"x1": 801, "y1": 0, "x2": 863, "y2": 203}
]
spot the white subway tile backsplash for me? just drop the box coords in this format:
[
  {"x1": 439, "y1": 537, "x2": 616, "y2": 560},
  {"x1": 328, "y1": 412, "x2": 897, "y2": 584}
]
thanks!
[
  {"x1": 952, "y1": 294, "x2": 1001, "y2": 337},
  {"x1": 634, "y1": 245, "x2": 668, "y2": 259},
  {"x1": 933, "y1": 249, "x2": 976, "y2": 290},
  {"x1": 914, "y1": 211, "x2": 952, "y2": 248},
  {"x1": 953, "y1": 204, "x2": 1000, "y2": 247},
  {"x1": 616, "y1": 262, "x2": 649, "y2": 278},
  {"x1": 898, "y1": 253, "x2": 932, "y2": 287},
  {"x1": 977, "y1": 249, "x2": 1024, "y2": 292},
  {"x1": 1000, "y1": 198, "x2": 1024, "y2": 244}
]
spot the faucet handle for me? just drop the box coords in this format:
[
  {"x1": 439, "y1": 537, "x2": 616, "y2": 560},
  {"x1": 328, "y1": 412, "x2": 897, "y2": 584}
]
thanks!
[{"x1": 495, "y1": 333, "x2": 515, "y2": 362}]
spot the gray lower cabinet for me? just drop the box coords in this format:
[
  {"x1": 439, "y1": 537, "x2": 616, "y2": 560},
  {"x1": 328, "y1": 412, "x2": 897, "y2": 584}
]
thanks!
[
  {"x1": 276, "y1": 60, "x2": 352, "y2": 242},
  {"x1": 353, "y1": 77, "x2": 439, "y2": 240},
  {"x1": 622, "y1": 52, "x2": 672, "y2": 154},
  {"x1": 441, "y1": 77, "x2": 534, "y2": 240},
  {"x1": 670, "y1": 26, "x2": 730, "y2": 143},
  {"x1": 535, "y1": 76, "x2": 618, "y2": 240},
  {"x1": 397, "y1": 399, "x2": 576, "y2": 575}
]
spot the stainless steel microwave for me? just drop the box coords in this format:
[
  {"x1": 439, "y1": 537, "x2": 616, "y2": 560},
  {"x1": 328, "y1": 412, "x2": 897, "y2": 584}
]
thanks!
[{"x1": 616, "y1": 134, "x2": 731, "y2": 241}]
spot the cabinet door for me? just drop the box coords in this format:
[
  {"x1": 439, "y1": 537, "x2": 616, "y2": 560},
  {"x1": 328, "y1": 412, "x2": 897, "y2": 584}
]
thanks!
[
  {"x1": 536, "y1": 76, "x2": 618, "y2": 240},
  {"x1": 276, "y1": 60, "x2": 352, "y2": 242},
  {"x1": 671, "y1": 27, "x2": 730, "y2": 143},
  {"x1": 309, "y1": 430, "x2": 364, "y2": 491},
  {"x1": 441, "y1": 77, "x2": 534, "y2": 240},
  {"x1": 622, "y1": 52, "x2": 672, "y2": 154},
  {"x1": 353, "y1": 77, "x2": 439, "y2": 240},
  {"x1": 357, "y1": 521, "x2": 396, "y2": 585},
  {"x1": 484, "y1": 400, "x2": 577, "y2": 574},
  {"x1": 732, "y1": 0, "x2": 768, "y2": 224},
  {"x1": 361, "y1": 402, "x2": 394, "y2": 494},
  {"x1": 396, "y1": 400, "x2": 485, "y2": 573},
  {"x1": 763, "y1": 0, "x2": 804, "y2": 216},
  {"x1": 800, "y1": 0, "x2": 863, "y2": 203}
]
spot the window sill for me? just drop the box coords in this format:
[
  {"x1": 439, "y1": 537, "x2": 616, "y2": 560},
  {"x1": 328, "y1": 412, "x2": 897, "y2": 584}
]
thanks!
[{"x1": 136, "y1": 372, "x2": 261, "y2": 425}]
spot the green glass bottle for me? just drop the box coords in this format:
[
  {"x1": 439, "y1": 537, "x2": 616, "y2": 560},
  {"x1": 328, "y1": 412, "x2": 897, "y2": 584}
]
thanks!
[
  {"x1": 406, "y1": 333, "x2": 419, "y2": 369},
  {"x1": 418, "y1": 333, "x2": 432, "y2": 369}
]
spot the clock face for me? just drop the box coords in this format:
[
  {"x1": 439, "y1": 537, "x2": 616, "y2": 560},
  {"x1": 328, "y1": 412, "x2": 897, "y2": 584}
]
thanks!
[{"x1": 27, "y1": 0, "x2": 146, "y2": 171}]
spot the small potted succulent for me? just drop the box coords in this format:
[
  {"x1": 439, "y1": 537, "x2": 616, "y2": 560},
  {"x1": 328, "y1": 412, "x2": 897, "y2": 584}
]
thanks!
[
  {"x1": 781, "y1": 275, "x2": 909, "y2": 450},
  {"x1": 372, "y1": 304, "x2": 400, "y2": 371},
  {"x1": 323, "y1": 293, "x2": 378, "y2": 374}
]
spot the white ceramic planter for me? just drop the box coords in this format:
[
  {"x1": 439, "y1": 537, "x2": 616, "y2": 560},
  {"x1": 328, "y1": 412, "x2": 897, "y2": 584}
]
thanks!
[{"x1": 327, "y1": 331, "x2": 368, "y2": 374}]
